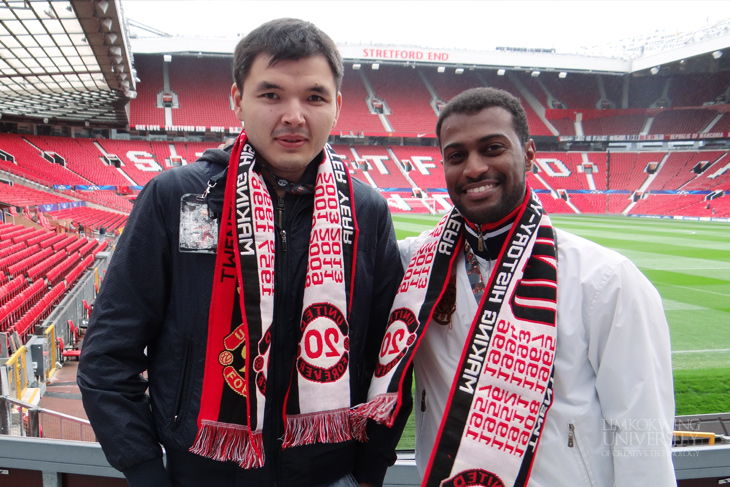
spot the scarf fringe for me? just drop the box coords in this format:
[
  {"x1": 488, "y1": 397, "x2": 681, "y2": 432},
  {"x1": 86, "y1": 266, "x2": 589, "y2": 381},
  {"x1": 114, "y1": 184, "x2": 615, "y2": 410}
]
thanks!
[
  {"x1": 353, "y1": 393, "x2": 398, "y2": 427},
  {"x1": 190, "y1": 420, "x2": 264, "y2": 468},
  {"x1": 282, "y1": 408, "x2": 355, "y2": 448}
]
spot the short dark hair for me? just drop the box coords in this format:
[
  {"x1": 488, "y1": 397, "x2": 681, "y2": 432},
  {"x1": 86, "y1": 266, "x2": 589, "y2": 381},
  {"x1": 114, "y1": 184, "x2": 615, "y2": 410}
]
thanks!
[
  {"x1": 436, "y1": 87, "x2": 530, "y2": 147},
  {"x1": 232, "y1": 18, "x2": 344, "y2": 93}
]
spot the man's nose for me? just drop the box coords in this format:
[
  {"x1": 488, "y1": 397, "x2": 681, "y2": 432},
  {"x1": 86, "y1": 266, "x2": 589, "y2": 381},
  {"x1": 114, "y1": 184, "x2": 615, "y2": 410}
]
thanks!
[
  {"x1": 463, "y1": 152, "x2": 487, "y2": 179},
  {"x1": 281, "y1": 100, "x2": 305, "y2": 126}
]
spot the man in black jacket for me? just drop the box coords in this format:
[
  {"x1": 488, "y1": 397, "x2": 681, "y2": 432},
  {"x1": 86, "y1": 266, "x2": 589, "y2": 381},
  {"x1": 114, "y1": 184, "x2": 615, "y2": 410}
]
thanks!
[{"x1": 78, "y1": 18, "x2": 410, "y2": 487}]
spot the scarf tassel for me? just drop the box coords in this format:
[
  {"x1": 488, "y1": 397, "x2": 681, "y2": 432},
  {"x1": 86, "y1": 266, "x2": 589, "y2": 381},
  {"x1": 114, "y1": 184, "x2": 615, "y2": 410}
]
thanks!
[
  {"x1": 282, "y1": 408, "x2": 357, "y2": 448},
  {"x1": 353, "y1": 393, "x2": 398, "y2": 428},
  {"x1": 190, "y1": 420, "x2": 264, "y2": 468}
]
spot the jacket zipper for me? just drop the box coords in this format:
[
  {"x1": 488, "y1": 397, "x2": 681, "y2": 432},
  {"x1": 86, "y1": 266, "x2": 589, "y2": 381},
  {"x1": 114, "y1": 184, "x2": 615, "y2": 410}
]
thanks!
[
  {"x1": 277, "y1": 198, "x2": 287, "y2": 252},
  {"x1": 568, "y1": 422, "x2": 597, "y2": 487},
  {"x1": 172, "y1": 340, "x2": 194, "y2": 428},
  {"x1": 270, "y1": 191, "x2": 309, "y2": 485},
  {"x1": 271, "y1": 193, "x2": 291, "y2": 486}
]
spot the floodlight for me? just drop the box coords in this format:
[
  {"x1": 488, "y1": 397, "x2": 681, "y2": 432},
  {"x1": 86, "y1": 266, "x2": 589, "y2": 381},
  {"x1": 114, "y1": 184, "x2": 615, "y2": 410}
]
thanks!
[
  {"x1": 106, "y1": 33, "x2": 118, "y2": 45},
  {"x1": 372, "y1": 63, "x2": 379, "y2": 70},
  {"x1": 558, "y1": 72, "x2": 567, "y2": 78},
  {"x1": 455, "y1": 68, "x2": 464, "y2": 74},
  {"x1": 352, "y1": 63, "x2": 361, "y2": 70},
  {"x1": 531, "y1": 71, "x2": 540, "y2": 77},
  {"x1": 96, "y1": 0, "x2": 109, "y2": 15},
  {"x1": 497, "y1": 69, "x2": 506, "y2": 76},
  {"x1": 650, "y1": 66, "x2": 660, "y2": 75},
  {"x1": 712, "y1": 50, "x2": 723, "y2": 59},
  {"x1": 101, "y1": 18, "x2": 113, "y2": 31},
  {"x1": 164, "y1": 54, "x2": 172, "y2": 63},
  {"x1": 437, "y1": 66, "x2": 445, "y2": 73}
]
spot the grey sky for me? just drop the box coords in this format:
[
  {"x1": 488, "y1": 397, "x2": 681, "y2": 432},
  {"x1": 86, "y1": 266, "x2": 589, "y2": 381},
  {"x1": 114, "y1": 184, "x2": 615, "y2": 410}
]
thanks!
[{"x1": 120, "y1": 0, "x2": 728, "y2": 52}]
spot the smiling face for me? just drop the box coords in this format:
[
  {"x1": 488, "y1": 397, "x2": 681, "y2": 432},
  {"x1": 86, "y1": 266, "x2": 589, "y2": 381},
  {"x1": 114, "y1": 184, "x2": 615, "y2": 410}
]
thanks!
[
  {"x1": 232, "y1": 53, "x2": 341, "y2": 182},
  {"x1": 440, "y1": 106, "x2": 535, "y2": 225}
]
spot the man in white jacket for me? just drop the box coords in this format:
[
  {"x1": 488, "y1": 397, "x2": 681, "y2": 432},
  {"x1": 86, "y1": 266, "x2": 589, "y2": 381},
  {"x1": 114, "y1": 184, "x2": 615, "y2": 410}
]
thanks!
[{"x1": 366, "y1": 87, "x2": 676, "y2": 487}]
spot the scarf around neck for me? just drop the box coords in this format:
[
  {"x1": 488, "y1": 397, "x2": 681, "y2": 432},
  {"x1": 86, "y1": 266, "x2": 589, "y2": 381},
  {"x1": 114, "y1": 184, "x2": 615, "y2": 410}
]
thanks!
[
  {"x1": 357, "y1": 186, "x2": 558, "y2": 487},
  {"x1": 191, "y1": 131, "x2": 361, "y2": 468}
]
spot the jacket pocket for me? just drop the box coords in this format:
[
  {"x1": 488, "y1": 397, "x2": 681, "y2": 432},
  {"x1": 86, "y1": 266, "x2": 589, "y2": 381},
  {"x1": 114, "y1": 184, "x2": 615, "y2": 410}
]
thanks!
[
  {"x1": 568, "y1": 422, "x2": 599, "y2": 487},
  {"x1": 171, "y1": 339, "x2": 194, "y2": 429}
]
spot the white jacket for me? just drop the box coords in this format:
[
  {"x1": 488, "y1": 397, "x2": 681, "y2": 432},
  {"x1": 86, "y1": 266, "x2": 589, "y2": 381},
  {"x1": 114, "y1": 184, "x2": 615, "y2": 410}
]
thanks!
[{"x1": 401, "y1": 228, "x2": 676, "y2": 487}]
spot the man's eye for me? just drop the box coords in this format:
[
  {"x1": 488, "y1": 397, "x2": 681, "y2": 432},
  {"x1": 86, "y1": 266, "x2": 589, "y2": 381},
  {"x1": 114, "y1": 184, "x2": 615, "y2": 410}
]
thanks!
[
  {"x1": 308, "y1": 94, "x2": 325, "y2": 102},
  {"x1": 445, "y1": 152, "x2": 465, "y2": 164},
  {"x1": 261, "y1": 93, "x2": 278, "y2": 99},
  {"x1": 484, "y1": 144, "x2": 505, "y2": 154}
]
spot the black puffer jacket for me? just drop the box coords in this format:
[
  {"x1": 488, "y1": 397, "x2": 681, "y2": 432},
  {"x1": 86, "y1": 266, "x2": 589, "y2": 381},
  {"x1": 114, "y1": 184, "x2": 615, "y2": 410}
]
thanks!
[{"x1": 78, "y1": 147, "x2": 410, "y2": 487}]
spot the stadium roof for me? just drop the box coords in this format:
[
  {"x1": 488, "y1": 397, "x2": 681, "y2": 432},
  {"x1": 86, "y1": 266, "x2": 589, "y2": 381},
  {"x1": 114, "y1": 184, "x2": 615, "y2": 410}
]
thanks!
[
  {"x1": 0, "y1": 0, "x2": 135, "y2": 128},
  {"x1": 129, "y1": 19, "x2": 730, "y2": 78}
]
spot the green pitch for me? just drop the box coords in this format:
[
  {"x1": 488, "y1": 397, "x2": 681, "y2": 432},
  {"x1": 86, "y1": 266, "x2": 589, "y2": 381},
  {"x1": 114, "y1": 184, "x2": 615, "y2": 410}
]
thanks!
[{"x1": 391, "y1": 213, "x2": 730, "y2": 429}]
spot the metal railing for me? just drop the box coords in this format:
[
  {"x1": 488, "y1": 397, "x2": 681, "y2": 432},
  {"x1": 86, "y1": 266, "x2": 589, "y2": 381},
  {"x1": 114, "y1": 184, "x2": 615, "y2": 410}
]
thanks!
[
  {"x1": 0, "y1": 395, "x2": 95, "y2": 441},
  {"x1": 4, "y1": 346, "x2": 28, "y2": 400}
]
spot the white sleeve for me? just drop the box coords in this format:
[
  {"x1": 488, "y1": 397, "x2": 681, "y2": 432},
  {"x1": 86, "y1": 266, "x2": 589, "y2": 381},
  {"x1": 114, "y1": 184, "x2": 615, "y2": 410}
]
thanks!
[
  {"x1": 398, "y1": 236, "x2": 417, "y2": 270},
  {"x1": 588, "y1": 258, "x2": 676, "y2": 486}
]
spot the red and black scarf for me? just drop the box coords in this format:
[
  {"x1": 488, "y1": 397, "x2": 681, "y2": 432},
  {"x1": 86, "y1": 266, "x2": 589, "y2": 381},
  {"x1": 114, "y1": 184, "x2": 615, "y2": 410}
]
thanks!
[
  {"x1": 358, "y1": 187, "x2": 558, "y2": 487},
  {"x1": 191, "y1": 131, "x2": 361, "y2": 468}
]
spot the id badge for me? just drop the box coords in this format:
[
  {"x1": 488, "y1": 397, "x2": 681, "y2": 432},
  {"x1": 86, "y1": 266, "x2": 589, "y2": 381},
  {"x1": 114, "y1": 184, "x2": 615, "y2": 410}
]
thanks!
[{"x1": 179, "y1": 193, "x2": 218, "y2": 253}]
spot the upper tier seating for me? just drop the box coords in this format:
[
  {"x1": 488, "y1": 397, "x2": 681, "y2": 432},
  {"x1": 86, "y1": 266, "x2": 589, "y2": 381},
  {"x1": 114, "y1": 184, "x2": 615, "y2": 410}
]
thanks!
[
  {"x1": 168, "y1": 56, "x2": 240, "y2": 129},
  {"x1": 648, "y1": 109, "x2": 718, "y2": 135},
  {"x1": 367, "y1": 65, "x2": 437, "y2": 136},
  {"x1": 581, "y1": 113, "x2": 647, "y2": 136},
  {"x1": 531, "y1": 71, "x2": 600, "y2": 109},
  {"x1": 335, "y1": 70, "x2": 388, "y2": 135},
  {"x1": 128, "y1": 54, "x2": 166, "y2": 128}
]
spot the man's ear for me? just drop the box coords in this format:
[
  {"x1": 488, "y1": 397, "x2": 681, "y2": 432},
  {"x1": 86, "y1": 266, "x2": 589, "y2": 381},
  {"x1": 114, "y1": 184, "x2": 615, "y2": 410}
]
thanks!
[
  {"x1": 524, "y1": 139, "x2": 536, "y2": 172},
  {"x1": 331, "y1": 91, "x2": 342, "y2": 129},
  {"x1": 231, "y1": 83, "x2": 243, "y2": 121}
]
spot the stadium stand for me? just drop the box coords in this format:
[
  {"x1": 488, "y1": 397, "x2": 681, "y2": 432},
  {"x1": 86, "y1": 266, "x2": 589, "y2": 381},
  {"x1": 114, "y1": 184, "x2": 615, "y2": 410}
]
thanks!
[
  {"x1": 533, "y1": 71, "x2": 601, "y2": 109},
  {"x1": 648, "y1": 109, "x2": 720, "y2": 135},
  {"x1": 422, "y1": 68, "x2": 484, "y2": 104},
  {"x1": 612, "y1": 152, "x2": 664, "y2": 191},
  {"x1": 128, "y1": 54, "x2": 166, "y2": 128},
  {"x1": 682, "y1": 152, "x2": 730, "y2": 191},
  {"x1": 336, "y1": 69, "x2": 389, "y2": 135},
  {"x1": 0, "y1": 133, "x2": 89, "y2": 186},
  {"x1": 0, "y1": 183, "x2": 74, "y2": 207},
  {"x1": 580, "y1": 112, "x2": 648, "y2": 136},
  {"x1": 367, "y1": 64, "x2": 437, "y2": 135},
  {"x1": 24, "y1": 135, "x2": 131, "y2": 187},
  {"x1": 388, "y1": 145, "x2": 444, "y2": 192},
  {"x1": 166, "y1": 55, "x2": 241, "y2": 129}
]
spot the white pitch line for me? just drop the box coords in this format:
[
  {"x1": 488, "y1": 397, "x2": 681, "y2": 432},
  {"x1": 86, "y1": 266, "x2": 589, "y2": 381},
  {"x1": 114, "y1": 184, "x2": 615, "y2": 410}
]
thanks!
[
  {"x1": 672, "y1": 349, "x2": 730, "y2": 354},
  {"x1": 664, "y1": 283, "x2": 730, "y2": 298}
]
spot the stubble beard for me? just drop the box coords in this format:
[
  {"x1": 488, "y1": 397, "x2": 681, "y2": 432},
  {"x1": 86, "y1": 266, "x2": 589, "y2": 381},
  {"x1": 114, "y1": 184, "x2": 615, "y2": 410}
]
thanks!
[{"x1": 455, "y1": 176, "x2": 526, "y2": 225}]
